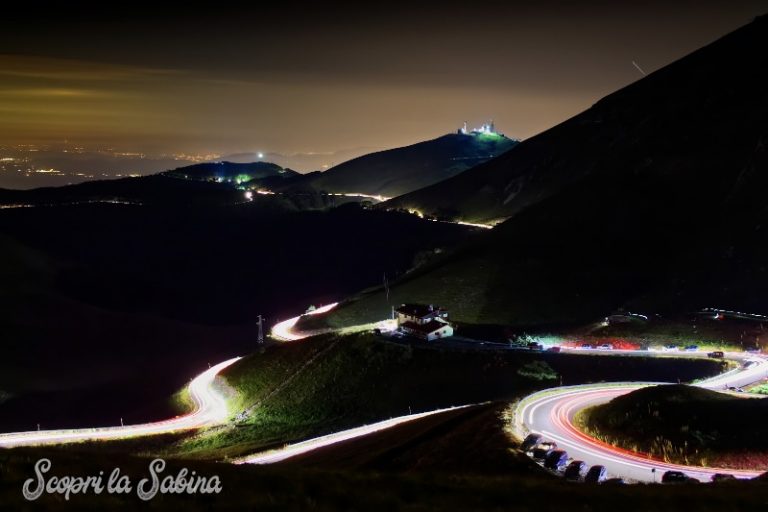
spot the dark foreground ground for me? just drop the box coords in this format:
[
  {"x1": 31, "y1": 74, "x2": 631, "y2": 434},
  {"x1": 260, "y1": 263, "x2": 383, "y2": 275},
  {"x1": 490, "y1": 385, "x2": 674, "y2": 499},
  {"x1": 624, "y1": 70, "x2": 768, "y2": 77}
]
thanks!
[{"x1": 2, "y1": 404, "x2": 768, "y2": 512}]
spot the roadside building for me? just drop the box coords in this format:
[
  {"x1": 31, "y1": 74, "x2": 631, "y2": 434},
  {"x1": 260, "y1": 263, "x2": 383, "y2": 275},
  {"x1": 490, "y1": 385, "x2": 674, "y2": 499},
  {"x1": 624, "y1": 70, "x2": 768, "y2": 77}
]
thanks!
[{"x1": 395, "y1": 303, "x2": 453, "y2": 341}]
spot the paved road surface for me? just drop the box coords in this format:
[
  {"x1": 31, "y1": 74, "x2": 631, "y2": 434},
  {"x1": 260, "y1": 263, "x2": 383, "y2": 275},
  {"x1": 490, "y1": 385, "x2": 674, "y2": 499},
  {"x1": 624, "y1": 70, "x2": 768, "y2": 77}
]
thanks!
[
  {"x1": 0, "y1": 357, "x2": 240, "y2": 448},
  {"x1": 514, "y1": 353, "x2": 768, "y2": 482}
]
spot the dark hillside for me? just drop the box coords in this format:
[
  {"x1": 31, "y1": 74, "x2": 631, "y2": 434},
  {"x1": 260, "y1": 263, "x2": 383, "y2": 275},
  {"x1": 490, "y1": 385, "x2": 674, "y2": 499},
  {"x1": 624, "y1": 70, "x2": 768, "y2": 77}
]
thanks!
[
  {"x1": 0, "y1": 203, "x2": 471, "y2": 431},
  {"x1": 299, "y1": 132, "x2": 517, "y2": 198},
  {"x1": 325, "y1": 15, "x2": 768, "y2": 327},
  {"x1": 385, "y1": 15, "x2": 768, "y2": 225}
]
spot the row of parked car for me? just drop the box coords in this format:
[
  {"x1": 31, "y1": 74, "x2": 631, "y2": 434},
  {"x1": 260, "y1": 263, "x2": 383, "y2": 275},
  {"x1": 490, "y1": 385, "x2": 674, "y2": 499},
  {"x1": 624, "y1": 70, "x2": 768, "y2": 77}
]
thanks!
[
  {"x1": 660, "y1": 470, "x2": 736, "y2": 484},
  {"x1": 521, "y1": 433, "x2": 737, "y2": 484},
  {"x1": 521, "y1": 433, "x2": 613, "y2": 483},
  {"x1": 579, "y1": 343, "x2": 614, "y2": 350}
]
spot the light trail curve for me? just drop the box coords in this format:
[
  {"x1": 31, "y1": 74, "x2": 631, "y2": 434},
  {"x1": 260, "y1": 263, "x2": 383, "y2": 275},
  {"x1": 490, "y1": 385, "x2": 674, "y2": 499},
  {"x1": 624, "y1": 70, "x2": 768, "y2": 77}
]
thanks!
[
  {"x1": 0, "y1": 357, "x2": 241, "y2": 448},
  {"x1": 514, "y1": 355, "x2": 768, "y2": 482},
  {"x1": 235, "y1": 404, "x2": 477, "y2": 465},
  {"x1": 271, "y1": 303, "x2": 339, "y2": 341}
]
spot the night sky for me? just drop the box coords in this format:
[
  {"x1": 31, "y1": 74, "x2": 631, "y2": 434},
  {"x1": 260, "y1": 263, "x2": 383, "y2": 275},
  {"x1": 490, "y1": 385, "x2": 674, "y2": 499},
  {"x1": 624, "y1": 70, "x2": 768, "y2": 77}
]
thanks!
[{"x1": 1, "y1": 1, "x2": 766, "y2": 166}]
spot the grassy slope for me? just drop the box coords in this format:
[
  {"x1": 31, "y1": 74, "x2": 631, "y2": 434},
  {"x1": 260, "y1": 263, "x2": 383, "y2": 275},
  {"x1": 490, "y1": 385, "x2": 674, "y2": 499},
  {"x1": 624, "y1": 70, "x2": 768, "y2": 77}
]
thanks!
[
  {"x1": 585, "y1": 316, "x2": 768, "y2": 351},
  {"x1": 579, "y1": 384, "x2": 768, "y2": 468},
  {"x1": 277, "y1": 402, "x2": 548, "y2": 475},
  {"x1": 324, "y1": 162, "x2": 768, "y2": 332},
  {"x1": 319, "y1": 219, "x2": 644, "y2": 330},
  {"x1": 177, "y1": 332, "x2": 543, "y2": 458},
  {"x1": 175, "y1": 332, "x2": 723, "y2": 459},
  {"x1": 307, "y1": 133, "x2": 517, "y2": 198}
]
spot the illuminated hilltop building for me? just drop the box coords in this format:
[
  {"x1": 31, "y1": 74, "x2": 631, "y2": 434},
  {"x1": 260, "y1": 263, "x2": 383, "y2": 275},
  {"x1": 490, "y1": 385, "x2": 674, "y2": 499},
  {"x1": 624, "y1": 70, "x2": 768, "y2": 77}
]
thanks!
[{"x1": 458, "y1": 120, "x2": 498, "y2": 136}]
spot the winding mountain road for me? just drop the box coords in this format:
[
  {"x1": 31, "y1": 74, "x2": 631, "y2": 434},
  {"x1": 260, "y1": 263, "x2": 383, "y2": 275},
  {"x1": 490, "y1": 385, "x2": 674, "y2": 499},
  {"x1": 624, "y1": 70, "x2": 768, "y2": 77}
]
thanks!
[
  {"x1": 0, "y1": 302, "x2": 341, "y2": 449},
  {"x1": 236, "y1": 405, "x2": 476, "y2": 465},
  {"x1": 4, "y1": 299, "x2": 767, "y2": 485},
  {"x1": 513, "y1": 353, "x2": 768, "y2": 482},
  {"x1": 0, "y1": 357, "x2": 240, "y2": 448},
  {"x1": 271, "y1": 303, "x2": 339, "y2": 341}
]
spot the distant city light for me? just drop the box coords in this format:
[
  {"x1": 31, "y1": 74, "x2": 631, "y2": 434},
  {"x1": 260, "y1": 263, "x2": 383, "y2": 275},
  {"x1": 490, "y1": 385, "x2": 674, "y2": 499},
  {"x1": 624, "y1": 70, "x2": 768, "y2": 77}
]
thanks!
[
  {"x1": 258, "y1": 152, "x2": 264, "y2": 159},
  {"x1": 244, "y1": 191, "x2": 253, "y2": 200}
]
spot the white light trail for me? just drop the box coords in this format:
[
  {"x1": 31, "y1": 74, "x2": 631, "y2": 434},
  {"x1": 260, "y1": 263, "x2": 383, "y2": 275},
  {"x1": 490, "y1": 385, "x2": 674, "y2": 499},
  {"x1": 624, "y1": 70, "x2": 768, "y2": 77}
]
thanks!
[
  {"x1": 515, "y1": 355, "x2": 768, "y2": 482},
  {"x1": 236, "y1": 404, "x2": 475, "y2": 465},
  {"x1": 454, "y1": 220, "x2": 493, "y2": 230},
  {"x1": 329, "y1": 192, "x2": 391, "y2": 202},
  {"x1": 702, "y1": 307, "x2": 768, "y2": 321},
  {"x1": 0, "y1": 357, "x2": 241, "y2": 448},
  {"x1": 271, "y1": 303, "x2": 339, "y2": 341}
]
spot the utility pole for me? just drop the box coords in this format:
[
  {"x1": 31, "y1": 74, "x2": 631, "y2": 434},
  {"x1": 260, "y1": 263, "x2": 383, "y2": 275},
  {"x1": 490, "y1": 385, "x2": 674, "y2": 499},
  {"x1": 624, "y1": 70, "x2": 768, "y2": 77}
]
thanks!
[{"x1": 257, "y1": 315, "x2": 264, "y2": 344}]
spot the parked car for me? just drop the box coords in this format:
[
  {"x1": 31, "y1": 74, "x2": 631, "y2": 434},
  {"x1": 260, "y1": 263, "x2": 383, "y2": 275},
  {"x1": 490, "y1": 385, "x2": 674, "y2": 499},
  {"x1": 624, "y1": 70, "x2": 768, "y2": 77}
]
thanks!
[
  {"x1": 548, "y1": 346, "x2": 562, "y2": 353},
  {"x1": 584, "y1": 465, "x2": 608, "y2": 483},
  {"x1": 684, "y1": 345, "x2": 699, "y2": 352},
  {"x1": 599, "y1": 343, "x2": 613, "y2": 350},
  {"x1": 532, "y1": 447, "x2": 553, "y2": 461},
  {"x1": 747, "y1": 346, "x2": 761, "y2": 353},
  {"x1": 521, "y1": 433, "x2": 543, "y2": 452},
  {"x1": 544, "y1": 450, "x2": 569, "y2": 470},
  {"x1": 581, "y1": 343, "x2": 592, "y2": 349},
  {"x1": 564, "y1": 460, "x2": 587, "y2": 481},
  {"x1": 662, "y1": 470, "x2": 689, "y2": 484},
  {"x1": 528, "y1": 342, "x2": 543, "y2": 351},
  {"x1": 663, "y1": 344, "x2": 679, "y2": 351},
  {"x1": 711, "y1": 473, "x2": 736, "y2": 483},
  {"x1": 537, "y1": 441, "x2": 557, "y2": 450},
  {"x1": 708, "y1": 351, "x2": 725, "y2": 358}
]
